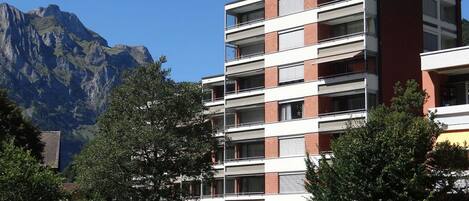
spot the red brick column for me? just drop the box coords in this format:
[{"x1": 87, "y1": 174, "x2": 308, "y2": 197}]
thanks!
[
  {"x1": 265, "y1": 101, "x2": 279, "y2": 123},
  {"x1": 422, "y1": 71, "x2": 442, "y2": 115},
  {"x1": 265, "y1": 137, "x2": 279, "y2": 158},
  {"x1": 305, "y1": 133, "x2": 319, "y2": 155},
  {"x1": 304, "y1": 96, "x2": 319, "y2": 118},
  {"x1": 265, "y1": 32, "x2": 278, "y2": 54},
  {"x1": 265, "y1": 0, "x2": 278, "y2": 19},
  {"x1": 265, "y1": 67, "x2": 278, "y2": 88},
  {"x1": 265, "y1": 172, "x2": 279, "y2": 194},
  {"x1": 305, "y1": 0, "x2": 318, "y2": 9},
  {"x1": 304, "y1": 23, "x2": 318, "y2": 46},
  {"x1": 304, "y1": 60, "x2": 318, "y2": 81}
]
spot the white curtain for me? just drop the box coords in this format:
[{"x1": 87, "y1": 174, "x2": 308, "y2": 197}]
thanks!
[
  {"x1": 279, "y1": 0, "x2": 305, "y2": 16},
  {"x1": 280, "y1": 174, "x2": 306, "y2": 193},
  {"x1": 279, "y1": 64, "x2": 304, "y2": 84},
  {"x1": 279, "y1": 29, "x2": 304, "y2": 51},
  {"x1": 280, "y1": 104, "x2": 292, "y2": 121},
  {"x1": 280, "y1": 137, "x2": 305, "y2": 157}
]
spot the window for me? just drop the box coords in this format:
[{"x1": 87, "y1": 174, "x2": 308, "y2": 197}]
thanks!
[
  {"x1": 239, "y1": 42, "x2": 264, "y2": 57},
  {"x1": 280, "y1": 137, "x2": 305, "y2": 157},
  {"x1": 214, "y1": 179, "x2": 224, "y2": 196},
  {"x1": 423, "y1": 0, "x2": 438, "y2": 18},
  {"x1": 441, "y1": 34, "x2": 457, "y2": 49},
  {"x1": 280, "y1": 101, "x2": 304, "y2": 121},
  {"x1": 329, "y1": 94, "x2": 365, "y2": 113},
  {"x1": 331, "y1": 20, "x2": 363, "y2": 38},
  {"x1": 279, "y1": 173, "x2": 306, "y2": 193},
  {"x1": 239, "y1": 108, "x2": 264, "y2": 125},
  {"x1": 239, "y1": 141, "x2": 265, "y2": 159},
  {"x1": 442, "y1": 79, "x2": 469, "y2": 106},
  {"x1": 239, "y1": 9, "x2": 264, "y2": 23},
  {"x1": 202, "y1": 181, "x2": 212, "y2": 197},
  {"x1": 279, "y1": 63, "x2": 304, "y2": 84},
  {"x1": 423, "y1": 32, "x2": 438, "y2": 51},
  {"x1": 215, "y1": 147, "x2": 224, "y2": 164},
  {"x1": 279, "y1": 0, "x2": 304, "y2": 16},
  {"x1": 239, "y1": 176, "x2": 265, "y2": 194},
  {"x1": 279, "y1": 29, "x2": 304, "y2": 51},
  {"x1": 239, "y1": 74, "x2": 264, "y2": 91},
  {"x1": 440, "y1": 2, "x2": 456, "y2": 24}
]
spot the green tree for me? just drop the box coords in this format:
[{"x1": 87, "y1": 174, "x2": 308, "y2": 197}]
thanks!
[
  {"x1": 74, "y1": 57, "x2": 216, "y2": 200},
  {"x1": 305, "y1": 80, "x2": 469, "y2": 201},
  {"x1": 0, "y1": 89, "x2": 43, "y2": 160},
  {"x1": 0, "y1": 141, "x2": 64, "y2": 200}
]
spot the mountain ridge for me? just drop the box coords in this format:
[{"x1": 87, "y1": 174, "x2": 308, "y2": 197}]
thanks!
[{"x1": 0, "y1": 3, "x2": 154, "y2": 169}]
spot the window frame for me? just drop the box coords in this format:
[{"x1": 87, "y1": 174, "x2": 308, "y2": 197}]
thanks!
[{"x1": 279, "y1": 100, "x2": 304, "y2": 121}]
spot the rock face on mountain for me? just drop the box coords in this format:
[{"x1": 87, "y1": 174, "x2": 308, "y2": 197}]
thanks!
[{"x1": 0, "y1": 3, "x2": 154, "y2": 169}]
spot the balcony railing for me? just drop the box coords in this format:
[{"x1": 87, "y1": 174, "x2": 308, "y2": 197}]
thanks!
[
  {"x1": 225, "y1": 155, "x2": 265, "y2": 162},
  {"x1": 226, "y1": 121, "x2": 264, "y2": 129},
  {"x1": 226, "y1": 86, "x2": 264, "y2": 95},
  {"x1": 319, "y1": 108, "x2": 366, "y2": 117},
  {"x1": 226, "y1": 18, "x2": 265, "y2": 30},
  {"x1": 226, "y1": 51, "x2": 265, "y2": 62},
  {"x1": 203, "y1": 96, "x2": 224, "y2": 103},
  {"x1": 318, "y1": 0, "x2": 348, "y2": 7},
  {"x1": 225, "y1": 191, "x2": 265, "y2": 197},
  {"x1": 319, "y1": 31, "x2": 364, "y2": 44}
]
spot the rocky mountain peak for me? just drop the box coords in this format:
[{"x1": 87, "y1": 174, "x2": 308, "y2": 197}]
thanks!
[
  {"x1": 29, "y1": 4, "x2": 61, "y2": 18},
  {"x1": 0, "y1": 3, "x2": 154, "y2": 169},
  {"x1": 0, "y1": 3, "x2": 27, "y2": 25}
]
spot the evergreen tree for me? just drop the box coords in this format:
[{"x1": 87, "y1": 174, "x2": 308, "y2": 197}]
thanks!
[
  {"x1": 305, "y1": 80, "x2": 469, "y2": 201},
  {"x1": 0, "y1": 89, "x2": 43, "y2": 160},
  {"x1": 74, "y1": 57, "x2": 216, "y2": 200}
]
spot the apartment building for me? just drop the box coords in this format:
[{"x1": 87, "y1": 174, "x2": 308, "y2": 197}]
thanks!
[
  {"x1": 422, "y1": 46, "x2": 469, "y2": 148},
  {"x1": 199, "y1": 0, "x2": 462, "y2": 201}
]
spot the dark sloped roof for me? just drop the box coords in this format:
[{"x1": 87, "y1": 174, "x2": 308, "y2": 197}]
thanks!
[{"x1": 40, "y1": 131, "x2": 61, "y2": 169}]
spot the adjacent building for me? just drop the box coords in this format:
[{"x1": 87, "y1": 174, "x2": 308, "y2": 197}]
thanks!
[
  {"x1": 422, "y1": 46, "x2": 469, "y2": 147},
  {"x1": 200, "y1": 0, "x2": 462, "y2": 200},
  {"x1": 40, "y1": 131, "x2": 61, "y2": 170}
]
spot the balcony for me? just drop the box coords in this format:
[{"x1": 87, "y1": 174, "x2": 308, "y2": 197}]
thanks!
[
  {"x1": 202, "y1": 75, "x2": 225, "y2": 107},
  {"x1": 317, "y1": 56, "x2": 376, "y2": 79},
  {"x1": 226, "y1": 140, "x2": 265, "y2": 163},
  {"x1": 225, "y1": 175, "x2": 265, "y2": 197},
  {"x1": 318, "y1": 93, "x2": 366, "y2": 116},
  {"x1": 226, "y1": 73, "x2": 265, "y2": 98},
  {"x1": 429, "y1": 75, "x2": 469, "y2": 131},
  {"x1": 226, "y1": 38, "x2": 265, "y2": 63},
  {"x1": 211, "y1": 116, "x2": 225, "y2": 135},
  {"x1": 225, "y1": 105, "x2": 265, "y2": 130},
  {"x1": 202, "y1": 179, "x2": 224, "y2": 199},
  {"x1": 421, "y1": 46, "x2": 469, "y2": 73},
  {"x1": 226, "y1": 0, "x2": 264, "y2": 31}
]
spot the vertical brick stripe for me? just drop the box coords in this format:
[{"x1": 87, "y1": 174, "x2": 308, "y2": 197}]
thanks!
[
  {"x1": 304, "y1": 60, "x2": 318, "y2": 81},
  {"x1": 265, "y1": 32, "x2": 278, "y2": 54},
  {"x1": 304, "y1": 23, "x2": 318, "y2": 46},
  {"x1": 265, "y1": 101, "x2": 279, "y2": 123},
  {"x1": 265, "y1": 67, "x2": 278, "y2": 88},
  {"x1": 304, "y1": 0, "x2": 318, "y2": 9},
  {"x1": 265, "y1": 0, "x2": 278, "y2": 19},
  {"x1": 304, "y1": 96, "x2": 318, "y2": 118},
  {"x1": 265, "y1": 137, "x2": 279, "y2": 158},
  {"x1": 305, "y1": 133, "x2": 319, "y2": 155},
  {"x1": 265, "y1": 172, "x2": 279, "y2": 194}
]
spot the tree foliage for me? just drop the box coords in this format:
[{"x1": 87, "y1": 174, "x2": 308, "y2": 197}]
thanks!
[
  {"x1": 74, "y1": 57, "x2": 216, "y2": 200},
  {"x1": 305, "y1": 80, "x2": 469, "y2": 201},
  {"x1": 0, "y1": 89, "x2": 43, "y2": 160},
  {"x1": 0, "y1": 141, "x2": 64, "y2": 201}
]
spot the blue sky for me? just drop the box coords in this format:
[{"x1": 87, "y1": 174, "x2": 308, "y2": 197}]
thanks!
[{"x1": 3, "y1": 0, "x2": 469, "y2": 81}]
